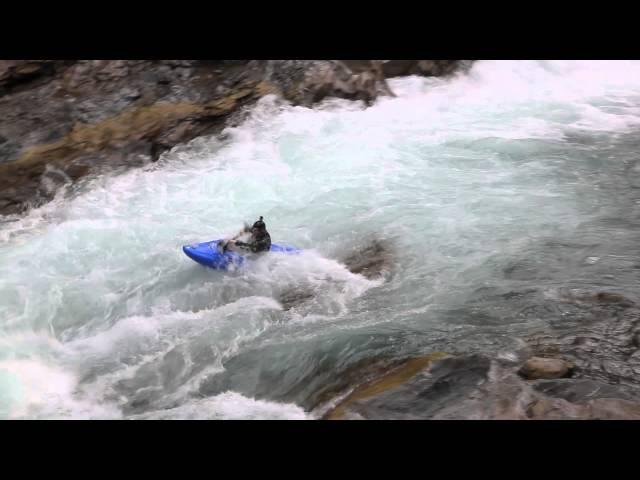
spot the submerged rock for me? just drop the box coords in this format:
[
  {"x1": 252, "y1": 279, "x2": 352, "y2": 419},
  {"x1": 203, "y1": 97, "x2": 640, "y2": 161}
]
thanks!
[
  {"x1": 341, "y1": 239, "x2": 393, "y2": 279},
  {"x1": 324, "y1": 352, "x2": 640, "y2": 420},
  {"x1": 523, "y1": 303, "x2": 640, "y2": 386},
  {"x1": 278, "y1": 287, "x2": 316, "y2": 311},
  {"x1": 557, "y1": 289, "x2": 636, "y2": 308},
  {"x1": 531, "y1": 378, "x2": 640, "y2": 403}
]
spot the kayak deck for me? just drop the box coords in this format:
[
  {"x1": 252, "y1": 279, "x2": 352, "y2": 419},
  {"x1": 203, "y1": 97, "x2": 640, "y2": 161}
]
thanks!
[{"x1": 182, "y1": 239, "x2": 300, "y2": 270}]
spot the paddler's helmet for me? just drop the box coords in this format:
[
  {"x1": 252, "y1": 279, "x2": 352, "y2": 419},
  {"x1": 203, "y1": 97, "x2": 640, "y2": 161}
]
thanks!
[{"x1": 252, "y1": 216, "x2": 266, "y2": 232}]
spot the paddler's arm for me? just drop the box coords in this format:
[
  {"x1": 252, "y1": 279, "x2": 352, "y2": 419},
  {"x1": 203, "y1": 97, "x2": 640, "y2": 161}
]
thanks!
[{"x1": 233, "y1": 240, "x2": 252, "y2": 251}]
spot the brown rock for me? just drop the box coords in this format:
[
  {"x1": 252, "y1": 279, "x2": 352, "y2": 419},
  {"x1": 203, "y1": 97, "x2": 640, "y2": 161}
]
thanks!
[
  {"x1": 381, "y1": 60, "x2": 420, "y2": 77},
  {"x1": 526, "y1": 398, "x2": 552, "y2": 418},
  {"x1": 64, "y1": 163, "x2": 90, "y2": 180},
  {"x1": 595, "y1": 292, "x2": 635, "y2": 307},
  {"x1": 342, "y1": 239, "x2": 393, "y2": 279},
  {"x1": 587, "y1": 398, "x2": 640, "y2": 419},
  {"x1": 417, "y1": 60, "x2": 438, "y2": 75},
  {"x1": 325, "y1": 352, "x2": 452, "y2": 420},
  {"x1": 519, "y1": 357, "x2": 573, "y2": 380}
]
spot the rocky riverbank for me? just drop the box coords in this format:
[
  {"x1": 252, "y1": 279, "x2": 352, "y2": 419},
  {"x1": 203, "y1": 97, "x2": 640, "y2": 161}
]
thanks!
[
  {"x1": 324, "y1": 351, "x2": 640, "y2": 419},
  {"x1": 0, "y1": 60, "x2": 467, "y2": 217},
  {"x1": 321, "y1": 289, "x2": 640, "y2": 419}
]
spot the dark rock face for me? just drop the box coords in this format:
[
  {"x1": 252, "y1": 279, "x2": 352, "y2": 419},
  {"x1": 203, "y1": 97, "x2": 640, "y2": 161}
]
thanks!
[
  {"x1": 322, "y1": 290, "x2": 640, "y2": 420},
  {"x1": 0, "y1": 60, "x2": 70, "y2": 96},
  {"x1": 0, "y1": 59, "x2": 469, "y2": 217},
  {"x1": 325, "y1": 353, "x2": 640, "y2": 420},
  {"x1": 265, "y1": 60, "x2": 390, "y2": 107},
  {"x1": 264, "y1": 60, "x2": 468, "y2": 107},
  {"x1": 0, "y1": 60, "x2": 273, "y2": 216},
  {"x1": 342, "y1": 60, "x2": 464, "y2": 78}
]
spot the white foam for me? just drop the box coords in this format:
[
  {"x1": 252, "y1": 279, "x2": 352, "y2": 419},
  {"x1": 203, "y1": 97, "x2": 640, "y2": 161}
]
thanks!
[
  {"x1": 0, "y1": 359, "x2": 121, "y2": 419},
  {"x1": 129, "y1": 391, "x2": 309, "y2": 420}
]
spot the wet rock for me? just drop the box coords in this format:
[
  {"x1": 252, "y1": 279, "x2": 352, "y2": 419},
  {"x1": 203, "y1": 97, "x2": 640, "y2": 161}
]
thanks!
[
  {"x1": 524, "y1": 306, "x2": 640, "y2": 385},
  {"x1": 525, "y1": 396, "x2": 640, "y2": 420},
  {"x1": 339, "y1": 60, "x2": 462, "y2": 79},
  {"x1": 380, "y1": 60, "x2": 419, "y2": 77},
  {"x1": 0, "y1": 59, "x2": 469, "y2": 216},
  {"x1": 278, "y1": 288, "x2": 315, "y2": 311},
  {"x1": 197, "y1": 330, "x2": 419, "y2": 414},
  {"x1": 518, "y1": 357, "x2": 573, "y2": 380},
  {"x1": 120, "y1": 86, "x2": 142, "y2": 102},
  {"x1": 0, "y1": 138, "x2": 20, "y2": 163},
  {"x1": 595, "y1": 292, "x2": 636, "y2": 307},
  {"x1": 0, "y1": 79, "x2": 269, "y2": 214},
  {"x1": 503, "y1": 260, "x2": 544, "y2": 280},
  {"x1": 298, "y1": 61, "x2": 381, "y2": 106},
  {"x1": 342, "y1": 239, "x2": 393, "y2": 279},
  {"x1": 0, "y1": 60, "x2": 65, "y2": 95},
  {"x1": 325, "y1": 352, "x2": 453, "y2": 420},
  {"x1": 558, "y1": 288, "x2": 636, "y2": 308},
  {"x1": 532, "y1": 378, "x2": 640, "y2": 403},
  {"x1": 267, "y1": 60, "x2": 404, "y2": 107},
  {"x1": 325, "y1": 353, "x2": 640, "y2": 420},
  {"x1": 64, "y1": 163, "x2": 90, "y2": 181},
  {"x1": 95, "y1": 60, "x2": 129, "y2": 81},
  {"x1": 524, "y1": 395, "x2": 586, "y2": 419},
  {"x1": 158, "y1": 349, "x2": 187, "y2": 390},
  {"x1": 588, "y1": 398, "x2": 640, "y2": 419},
  {"x1": 327, "y1": 354, "x2": 543, "y2": 420}
]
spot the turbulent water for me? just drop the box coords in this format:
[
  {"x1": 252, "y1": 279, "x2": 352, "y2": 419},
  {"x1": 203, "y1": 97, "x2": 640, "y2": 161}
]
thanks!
[{"x1": 2, "y1": 60, "x2": 640, "y2": 419}]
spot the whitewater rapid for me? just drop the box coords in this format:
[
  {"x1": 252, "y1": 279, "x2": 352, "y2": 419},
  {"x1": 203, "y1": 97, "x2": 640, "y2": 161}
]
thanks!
[{"x1": 2, "y1": 60, "x2": 640, "y2": 419}]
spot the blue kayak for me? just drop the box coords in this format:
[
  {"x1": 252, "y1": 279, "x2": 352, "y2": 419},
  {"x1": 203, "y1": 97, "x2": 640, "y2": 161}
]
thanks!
[{"x1": 182, "y1": 239, "x2": 300, "y2": 270}]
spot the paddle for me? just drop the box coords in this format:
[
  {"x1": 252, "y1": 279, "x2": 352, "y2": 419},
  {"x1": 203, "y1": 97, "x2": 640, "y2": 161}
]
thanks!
[{"x1": 219, "y1": 222, "x2": 251, "y2": 252}]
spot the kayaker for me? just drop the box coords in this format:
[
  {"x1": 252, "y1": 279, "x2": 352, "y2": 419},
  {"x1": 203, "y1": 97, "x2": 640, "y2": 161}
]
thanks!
[{"x1": 226, "y1": 216, "x2": 272, "y2": 253}]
